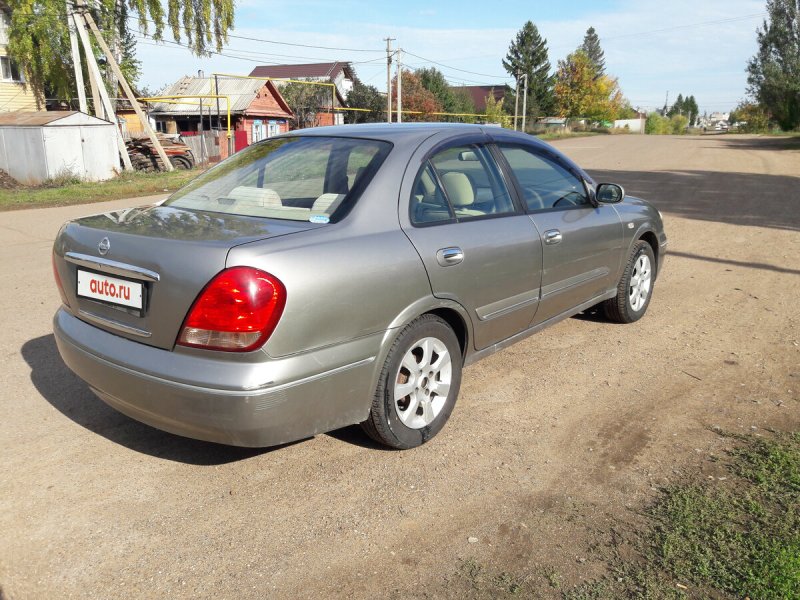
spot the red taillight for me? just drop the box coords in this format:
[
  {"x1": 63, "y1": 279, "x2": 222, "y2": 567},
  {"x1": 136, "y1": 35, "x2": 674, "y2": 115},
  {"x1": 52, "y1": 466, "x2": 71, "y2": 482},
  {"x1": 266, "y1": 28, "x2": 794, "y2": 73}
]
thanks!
[
  {"x1": 177, "y1": 266, "x2": 286, "y2": 352},
  {"x1": 52, "y1": 252, "x2": 69, "y2": 307}
]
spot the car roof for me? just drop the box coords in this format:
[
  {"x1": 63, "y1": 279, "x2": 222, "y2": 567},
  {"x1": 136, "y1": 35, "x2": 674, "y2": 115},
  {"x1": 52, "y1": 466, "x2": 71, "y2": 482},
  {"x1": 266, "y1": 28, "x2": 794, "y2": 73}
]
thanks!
[{"x1": 282, "y1": 122, "x2": 550, "y2": 149}]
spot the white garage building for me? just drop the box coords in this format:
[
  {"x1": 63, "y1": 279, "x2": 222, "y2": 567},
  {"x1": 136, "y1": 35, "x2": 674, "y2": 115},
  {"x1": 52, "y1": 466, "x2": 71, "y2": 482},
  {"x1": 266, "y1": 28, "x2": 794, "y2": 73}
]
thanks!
[{"x1": 0, "y1": 111, "x2": 119, "y2": 185}]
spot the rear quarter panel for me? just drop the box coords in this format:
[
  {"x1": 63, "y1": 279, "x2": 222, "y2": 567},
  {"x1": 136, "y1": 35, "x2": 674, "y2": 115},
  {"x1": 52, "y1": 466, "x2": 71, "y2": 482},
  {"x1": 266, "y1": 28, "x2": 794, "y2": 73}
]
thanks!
[{"x1": 227, "y1": 222, "x2": 432, "y2": 358}]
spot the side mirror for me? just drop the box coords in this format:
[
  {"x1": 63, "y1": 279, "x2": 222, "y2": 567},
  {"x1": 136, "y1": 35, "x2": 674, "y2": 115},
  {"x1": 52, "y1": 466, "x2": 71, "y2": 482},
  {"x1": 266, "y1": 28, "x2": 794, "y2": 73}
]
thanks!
[{"x1": 596, "y1": 183, "x2": 625, "y2": 203}]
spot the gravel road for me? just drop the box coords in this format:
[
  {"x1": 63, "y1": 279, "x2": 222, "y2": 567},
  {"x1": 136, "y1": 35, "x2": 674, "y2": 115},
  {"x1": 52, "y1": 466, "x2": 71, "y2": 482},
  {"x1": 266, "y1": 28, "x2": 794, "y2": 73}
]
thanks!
[{"x1": 1, "y1": 135, "x2": 798, "y2": 599}]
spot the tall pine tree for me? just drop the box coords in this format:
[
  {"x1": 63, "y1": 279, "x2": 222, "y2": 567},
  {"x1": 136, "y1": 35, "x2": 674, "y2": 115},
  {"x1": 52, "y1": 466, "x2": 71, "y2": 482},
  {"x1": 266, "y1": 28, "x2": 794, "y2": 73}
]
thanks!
[
  {"x1": 502, "y1": 21, "x2": 554, "y2": 120},
  {"x1": 580, "y1": 26, "x2": 605, "y2": 75},
  {"x1": 747, "y1": 0, "x2": 800, "y2": 130},
  {"x1": 668, "y1": 93, "x2": 684, "y2": 117}
]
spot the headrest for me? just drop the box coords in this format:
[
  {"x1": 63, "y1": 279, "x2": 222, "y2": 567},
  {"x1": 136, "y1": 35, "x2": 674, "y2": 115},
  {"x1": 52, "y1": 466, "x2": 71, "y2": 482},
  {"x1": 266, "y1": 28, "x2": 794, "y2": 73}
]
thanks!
[{"x1": 440, "y1": 172, "x2": 474, "y2": 207}]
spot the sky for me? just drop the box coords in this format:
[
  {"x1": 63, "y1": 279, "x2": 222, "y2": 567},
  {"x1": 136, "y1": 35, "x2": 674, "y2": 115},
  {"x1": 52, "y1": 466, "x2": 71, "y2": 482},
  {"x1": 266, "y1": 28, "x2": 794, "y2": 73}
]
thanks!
[{"x1": 134, "y1": 0, "x2": 767, "y2": 114}]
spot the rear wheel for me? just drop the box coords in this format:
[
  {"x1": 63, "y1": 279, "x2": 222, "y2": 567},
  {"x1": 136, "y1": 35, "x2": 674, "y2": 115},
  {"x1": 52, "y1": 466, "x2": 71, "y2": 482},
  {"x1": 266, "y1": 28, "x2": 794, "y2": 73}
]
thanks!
[
  {"x1": 603, "y1": 240, "x2": 655, "y2": 323},
  {"x1": 361, "y1": 315, "x2": 462, "y2": 449}
]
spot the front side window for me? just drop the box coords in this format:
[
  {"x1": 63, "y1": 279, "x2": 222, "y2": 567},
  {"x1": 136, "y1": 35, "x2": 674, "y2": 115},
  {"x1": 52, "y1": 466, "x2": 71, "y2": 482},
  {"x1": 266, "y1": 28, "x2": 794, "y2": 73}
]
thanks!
[
  {"x1": 410, "y1": 144, "x2": 515, "y2": 225},
  {"x1": 499, "y1": 145, "x2": 590, "y2": 211},
  {"x1": 165, "y1": 136, "x2": 391, "y2": 222}
]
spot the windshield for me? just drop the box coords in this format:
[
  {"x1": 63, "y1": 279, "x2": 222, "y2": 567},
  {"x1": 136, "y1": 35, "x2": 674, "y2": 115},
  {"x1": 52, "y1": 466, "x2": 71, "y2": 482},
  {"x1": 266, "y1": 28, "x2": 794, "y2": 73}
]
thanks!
[{"x1": 165, "y1": 136, "x2": 392, "y2": 223}]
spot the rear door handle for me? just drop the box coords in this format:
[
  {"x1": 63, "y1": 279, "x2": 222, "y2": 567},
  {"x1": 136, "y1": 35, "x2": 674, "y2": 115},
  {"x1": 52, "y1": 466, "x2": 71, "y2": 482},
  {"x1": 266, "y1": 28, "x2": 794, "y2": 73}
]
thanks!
[
  {"x1": 544, "y1": 229, "x2": 562, "y2": 245},
  {"x1": 436, "y1": 247, "x2": 464, "y2": 266}
]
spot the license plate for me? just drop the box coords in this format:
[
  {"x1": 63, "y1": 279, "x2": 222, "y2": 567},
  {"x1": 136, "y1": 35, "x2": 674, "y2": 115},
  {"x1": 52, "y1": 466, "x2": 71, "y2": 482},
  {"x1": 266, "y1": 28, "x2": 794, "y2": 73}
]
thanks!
[{"x1": 77, "y1": 270, "x2": 143, "y2": 310}]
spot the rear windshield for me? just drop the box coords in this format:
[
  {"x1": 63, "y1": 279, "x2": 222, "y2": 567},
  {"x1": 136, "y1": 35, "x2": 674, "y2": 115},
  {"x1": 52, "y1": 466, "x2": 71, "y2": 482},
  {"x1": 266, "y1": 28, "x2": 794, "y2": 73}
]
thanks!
[{"x1": 165, "y1": 136, "x2": 392, "y2": 222}]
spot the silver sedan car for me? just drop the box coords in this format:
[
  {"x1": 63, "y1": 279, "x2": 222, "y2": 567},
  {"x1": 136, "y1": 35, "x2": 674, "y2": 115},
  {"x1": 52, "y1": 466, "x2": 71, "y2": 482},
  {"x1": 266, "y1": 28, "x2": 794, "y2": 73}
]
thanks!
[{"x1": 53, "y1": 123, "x2": 667, "y2": 449}]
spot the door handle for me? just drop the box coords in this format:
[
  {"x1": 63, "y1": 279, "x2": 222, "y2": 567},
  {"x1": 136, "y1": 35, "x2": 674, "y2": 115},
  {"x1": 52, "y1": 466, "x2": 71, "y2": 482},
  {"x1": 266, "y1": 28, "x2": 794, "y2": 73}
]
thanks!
[
  {"x1": 544, "y1": 229, "x2": 562, "y2": 245},
  {"x1": 436, "y1": 247, "x2": 464, "y2": 266}
]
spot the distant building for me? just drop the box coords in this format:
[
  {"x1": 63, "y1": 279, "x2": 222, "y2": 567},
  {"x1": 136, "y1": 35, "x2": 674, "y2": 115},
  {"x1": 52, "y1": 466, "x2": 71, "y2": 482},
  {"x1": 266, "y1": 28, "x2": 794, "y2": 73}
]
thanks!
[
  {"x1": 450, "y1": 85, "x2": 505, "y2": 112},
  {"x1": 148, "y1": 75, "x2": 293, "y2": 159},
  {"x1": 248, "y1": 62, "x2": 356, "y2": 126},
  {"x1": 0, "y1": 4, "x2": 42, "y2": 112}
]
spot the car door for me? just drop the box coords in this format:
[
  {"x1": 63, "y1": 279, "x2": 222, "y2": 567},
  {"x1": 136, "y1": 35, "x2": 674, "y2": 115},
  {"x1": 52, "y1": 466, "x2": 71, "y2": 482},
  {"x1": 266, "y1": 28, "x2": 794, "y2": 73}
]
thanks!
[
  {"x1": 400, "y1": 141, "x2": 543, "y2": 351},
  {"x1": 495, "y1": 143, "x2": 624, "y2": 325}
]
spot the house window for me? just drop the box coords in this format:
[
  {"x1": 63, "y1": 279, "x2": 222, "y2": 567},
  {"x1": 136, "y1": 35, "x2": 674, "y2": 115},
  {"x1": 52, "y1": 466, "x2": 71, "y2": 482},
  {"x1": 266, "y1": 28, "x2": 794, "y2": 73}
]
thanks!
[
  {"x1": 1, "y1": 56, "x2": 22, "y2": 82},
  {"x1": 0, "y1": 11, "x2": 9, "y2": 45}
]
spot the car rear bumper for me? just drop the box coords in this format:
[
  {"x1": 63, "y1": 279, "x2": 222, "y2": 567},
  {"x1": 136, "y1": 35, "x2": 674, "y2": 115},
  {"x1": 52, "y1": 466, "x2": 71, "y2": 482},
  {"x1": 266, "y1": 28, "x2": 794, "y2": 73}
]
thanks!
[{"x1": 53, "y1": 308, "x2": 379, "y2": 447}]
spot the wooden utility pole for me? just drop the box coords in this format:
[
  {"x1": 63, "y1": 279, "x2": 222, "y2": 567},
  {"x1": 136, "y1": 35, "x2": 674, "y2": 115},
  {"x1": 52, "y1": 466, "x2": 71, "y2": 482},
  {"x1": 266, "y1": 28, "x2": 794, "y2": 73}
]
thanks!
[
  {"x1": 65, "y1": 0, "x2": 87, "y2": 113},
  {"x1": 75, "y1": 0, "x2": 173, "y2": 171},
  {"x1": 72, "y1": 12, "x2": 132, "y2": 170}
]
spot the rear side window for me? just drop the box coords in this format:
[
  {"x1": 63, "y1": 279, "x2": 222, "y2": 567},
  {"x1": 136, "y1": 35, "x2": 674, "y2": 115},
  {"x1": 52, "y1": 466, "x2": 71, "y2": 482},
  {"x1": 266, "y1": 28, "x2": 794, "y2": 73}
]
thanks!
[
  {"x1": 166, "y1": 137, "x2": 392, "y2": 222},
  {"x1": 411, "y1": 144, "x2": 515, "y2": 225},
  {"x1": 498, "y1": 145, "x2": 590, "y2": 211}
]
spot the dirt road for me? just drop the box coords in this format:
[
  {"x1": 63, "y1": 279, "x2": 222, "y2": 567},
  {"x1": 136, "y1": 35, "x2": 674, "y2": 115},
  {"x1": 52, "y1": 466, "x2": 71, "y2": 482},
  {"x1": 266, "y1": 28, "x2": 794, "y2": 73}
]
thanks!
[{"x1": 1, "y1": 135, "x2": 798, "y2": 599}]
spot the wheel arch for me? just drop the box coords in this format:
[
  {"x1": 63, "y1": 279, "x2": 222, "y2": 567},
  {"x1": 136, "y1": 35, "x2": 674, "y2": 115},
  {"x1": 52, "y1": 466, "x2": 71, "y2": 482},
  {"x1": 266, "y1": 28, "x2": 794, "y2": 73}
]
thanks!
[
  {"x1": 638, "y1": 229, "x2": 660, "y2": 278},
  {"x1": 425, "y1": 307, "x2": 469, "y2": 360},
  {"x1": 380, "y1": 298, "x2": 473, "y2": 370}
]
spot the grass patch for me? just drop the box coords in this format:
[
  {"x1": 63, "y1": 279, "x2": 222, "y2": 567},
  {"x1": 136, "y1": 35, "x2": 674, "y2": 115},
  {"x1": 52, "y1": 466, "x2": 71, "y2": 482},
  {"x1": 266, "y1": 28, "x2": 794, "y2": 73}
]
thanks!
[
  {"x1": 453, "y1": 558, "x2": 531, "y2": 598},
  {"x1": 443, "y1": 432, "x2": 799, "y2": 599},
  {"x1": 535, "y1": 131, "x2": 608, "y2": 141},
  {"x1": 591, "y1": 431, "x2": 800, "y2": 599},
  {"x1": 0, "y1": 168, "x2": 201, "y2": 211},
  {"x1": 650, "y1": 432, "x2": 800, "y2": 598}
]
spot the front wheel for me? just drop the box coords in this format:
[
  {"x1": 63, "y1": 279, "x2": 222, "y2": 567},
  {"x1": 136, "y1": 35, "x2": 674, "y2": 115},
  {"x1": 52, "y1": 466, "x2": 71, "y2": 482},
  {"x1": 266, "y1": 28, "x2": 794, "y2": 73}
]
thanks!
[
  {"x1": 603, "y1": 240, "x2": 655, "y2": 323},
  {"x1": 361, "y1": 315, "x2": 462, "y2": 449}
]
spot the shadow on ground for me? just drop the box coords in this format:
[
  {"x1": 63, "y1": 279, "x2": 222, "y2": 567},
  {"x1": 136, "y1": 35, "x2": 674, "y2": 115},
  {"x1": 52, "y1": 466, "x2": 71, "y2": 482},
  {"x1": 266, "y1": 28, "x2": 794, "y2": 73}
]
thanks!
[
  {"x1": 707, "y1": 135, "x2": 800, "y2": 152},
  {"x1": 588, "y1": 169, "x2": 800, "y2": 232},
  {"x1": 20, "y1": 334, "x2": 296, "y2": 465}
]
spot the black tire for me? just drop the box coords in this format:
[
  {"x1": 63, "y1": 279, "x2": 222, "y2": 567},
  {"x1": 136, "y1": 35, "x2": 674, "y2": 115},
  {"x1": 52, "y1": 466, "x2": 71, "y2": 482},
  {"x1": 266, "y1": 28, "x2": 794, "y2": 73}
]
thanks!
[
  {"x1": 170, "y1": 156, "x2": 192, "y2": 170},
  {"x1": 361, "y1": 315, "x2": 463, "y2": 449},
  {"x1": 603, "y1": 240, "x2": 656, "y2": 323}
]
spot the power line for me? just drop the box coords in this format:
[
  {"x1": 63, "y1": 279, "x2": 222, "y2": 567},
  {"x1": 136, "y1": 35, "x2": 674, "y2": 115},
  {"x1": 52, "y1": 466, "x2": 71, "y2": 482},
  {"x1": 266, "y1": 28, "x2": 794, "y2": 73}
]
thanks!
[
  {"x1": 402, "y1": 50, "x2": 510, "y2": 80},
  {"x1": 125, "y1": 13, "x2": 381, "y2": 54},
  {"x1": 600, "y1": 12, "x2": 766, "y2": 42}
]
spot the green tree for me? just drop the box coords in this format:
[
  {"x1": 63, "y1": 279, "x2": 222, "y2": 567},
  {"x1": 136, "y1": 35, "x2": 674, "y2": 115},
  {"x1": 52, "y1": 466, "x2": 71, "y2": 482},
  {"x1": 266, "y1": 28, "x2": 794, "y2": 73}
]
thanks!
[
  {"x1": 392, "y1": 70, "x2": 441, "y2": 121},
  {"x1": 670, "y1": 114, "x2": 689, "y2": 134},
  {"x1": 416, "y1": 67, "x2": 458, "y2": 118},
  {"x1": 553, "y1": 50, "x2": 623, "y2": 122},
  {"x1": 580, "y1": 26, "x2": 605, "y2": 75},
  {"x1": 747, "y1": 0, "x2": 800, "y2": 130},
  {"x1": 281, "y1": 82, "x2": 331, "y2": 129},
  {"x1": 667, "y1": 93, "x2": 684, "y2": 117},
  {"x1": 645, "y1": 112, "x2": 670, "y2": 134},
  {"x1": 7, "y1": 0, "x2": 235, "y2": 105},
  {"x1": 731, "y1": 101, "x2": 771, "y2": 132},
  {"x1": 685, "y1": 95, "x2": 699, "y2": 125},
  {"x1": 483, "y1": 90, "x2": 510, "y2": 127},
  {"x1": 450, "y1": 87, "x2": 476, "y2": 120},
  {"x1": 502, "y1": 20, "x2": 554, "y2": 120},
  {"x1": 344, "y1": 81, "x2": 384, "y2": 124},
  {"x1": 617, "y1": 103, "x2": 639, "y2": 119}
]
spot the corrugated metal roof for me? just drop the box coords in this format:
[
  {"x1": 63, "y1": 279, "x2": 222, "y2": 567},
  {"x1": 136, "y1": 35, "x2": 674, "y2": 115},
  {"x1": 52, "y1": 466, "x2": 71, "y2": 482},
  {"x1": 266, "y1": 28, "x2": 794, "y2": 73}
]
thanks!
[
  {"x1": 0, "y1": 111, "x2": 112, "y2": 126},
  {"x1": 148, "y1": 76, "x2": 283, "y2": 115}
]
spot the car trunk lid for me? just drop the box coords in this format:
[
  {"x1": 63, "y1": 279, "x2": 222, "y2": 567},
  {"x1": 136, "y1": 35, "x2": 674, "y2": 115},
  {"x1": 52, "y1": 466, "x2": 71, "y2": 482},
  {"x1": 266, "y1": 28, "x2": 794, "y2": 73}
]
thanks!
[{"x1": 54, "y1": 205, "x2": 317, "y2": 350}]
